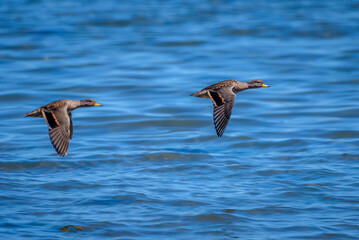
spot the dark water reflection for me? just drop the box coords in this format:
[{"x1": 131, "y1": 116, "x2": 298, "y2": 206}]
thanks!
[{"x1": 1, "y1": 0, "x2": 359, "y2": 239}]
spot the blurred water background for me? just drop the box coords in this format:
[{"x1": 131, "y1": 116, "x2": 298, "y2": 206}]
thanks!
[{"x1": 1, "y1": 0, "x2": 359, "y2": 239}]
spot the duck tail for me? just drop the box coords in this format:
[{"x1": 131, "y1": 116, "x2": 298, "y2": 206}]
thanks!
[
  {"x1": 190, "y1": 90, "x2": 208, "y2": 98},
  {"x1": 24, "y1": 108, "x2": 42, "y2": 117}
]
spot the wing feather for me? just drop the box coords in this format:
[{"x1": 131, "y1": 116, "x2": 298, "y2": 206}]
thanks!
[
  {"x1": 209, "y1": 88, "x2": 236, "y2": 137},
  {"x1": 42, "y1": 108, "x2": 71, "y2": 156},
  {"x1": 49, "y1": 124, "x2": 70, "y2": 156},
  {"x1": 69, "y1": 112, "x2": 73, "y2": 139}
]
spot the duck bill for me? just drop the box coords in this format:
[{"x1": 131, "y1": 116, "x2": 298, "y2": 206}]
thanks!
[
  {"x1": 262, "y1": 83, "x2": 270, "y2": 87},
  {"x1": 94, "y1": 103, "x2": 102, "y2": 106}
]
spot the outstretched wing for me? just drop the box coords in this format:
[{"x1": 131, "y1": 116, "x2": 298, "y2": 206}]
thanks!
[
  {"x1": 41, "y1": 108, "x2": 71, "y2": 156},
  {"x1": 207, "y1": 88, "x2": 236, "y2": 137}
]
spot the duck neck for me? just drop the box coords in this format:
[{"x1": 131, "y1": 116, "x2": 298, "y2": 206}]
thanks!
[
  {"x1": 247, "y1": 82, "x2": 258, "y2": 89},
  {"x1": 67, "y1": 100, "x2": 83, "y2": 111},
  {"x1": 233, "y1": 82, "x2": 249, "y2": 93}
]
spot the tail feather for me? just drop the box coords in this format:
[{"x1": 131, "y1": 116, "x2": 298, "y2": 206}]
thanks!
[
  {"x1": 190, "y1": 90, "x2": 210, "y2": 98},
  {"x1": 24, "y1": 108, "x2": 43, "y2": 117}
]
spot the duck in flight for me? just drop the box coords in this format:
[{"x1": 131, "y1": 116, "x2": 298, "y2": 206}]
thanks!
[
  {"x1": 190, "y1": 79, "x2": 269, "y2": 137},
  {"x1": 25, "y1": 99, "x2": 102, "y2": 156}
]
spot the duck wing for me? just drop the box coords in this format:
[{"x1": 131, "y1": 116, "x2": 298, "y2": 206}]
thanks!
[
  {"x1": 207, "y1": 88, "x2": 236, "y2": 137},
  {"x1": 41, "y1": 108, "x2": 71, "y2": 156}
]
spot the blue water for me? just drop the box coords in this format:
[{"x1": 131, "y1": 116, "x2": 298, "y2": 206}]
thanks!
[{"x1": 1, "y1": 0, "x2": 359, "y2": 239}]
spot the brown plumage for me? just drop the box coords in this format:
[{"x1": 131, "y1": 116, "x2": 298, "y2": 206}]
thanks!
[
  {"x1": 190, "y1": 79, "x2": 269, "y2": 137},
  {"x1": 25, "y1": 99, "x2": 102, "y2": 156}
]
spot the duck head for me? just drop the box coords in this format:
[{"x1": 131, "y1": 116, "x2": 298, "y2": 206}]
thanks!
[
  {"x1": 80, "y1": 99, "x2": 102, "y2": 107},
  {"x1": 247, "y1": 79, "x2": 270, "y2": 88}
]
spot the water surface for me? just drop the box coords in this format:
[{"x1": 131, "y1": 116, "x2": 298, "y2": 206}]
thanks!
[{"x1": 1, "y1": 0, "x2": 359, "y2": 239}]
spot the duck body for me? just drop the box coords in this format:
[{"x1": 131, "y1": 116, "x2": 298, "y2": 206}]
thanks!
[
  {"x1": 26, "y1": 100, "x2": 80, "y2": 117},
  {"x1": 190, "y1": 79, "x2": 269, "y2": 137},
  {"x1": 190, "y1": 80, "x2": 249, "y2": 99},
  {"x1": 25, "y1": 99, "x2": 102, "y2": 156}
]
